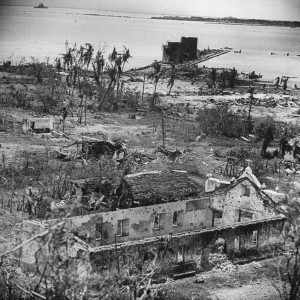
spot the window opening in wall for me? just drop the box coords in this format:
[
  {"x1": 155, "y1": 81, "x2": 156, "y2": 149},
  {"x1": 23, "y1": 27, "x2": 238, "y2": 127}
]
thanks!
[
  {"x1": 173, "y1": 211, "x2": 178, "y2": 226},
  {"x1": 239, "y1": 210, "x2": 253, "y2": 222},
  {"x1": 117, "y1": 219, "x2": 130, "y2": 236},
  {"x1": 241, "y1": 185, "x2": 250, "y2": 197},
  {"x1": 173, "y1": 210, "x2": 183, "y2": 226},
  {"x1": 252, "y1": 230, "x2": 258, "y2": 246},
  {"x1": 186, "y1": 198, "x2": 209, "y2": 212},
  {"x1": 234, "y1": 236, "x2": 240, "y2": 250},
  {"x1": 154, "y1": 215, "x2": 160, "y2": 229},
  {"x1": 154, "y1": 213, "x2": 166, "y2": 230},
  {"x1": 177, "y1": 245, "x2": 186, "y2": 262},
  {"x1": 212, "y1": 210, "x2": 223, "y2": 227}
]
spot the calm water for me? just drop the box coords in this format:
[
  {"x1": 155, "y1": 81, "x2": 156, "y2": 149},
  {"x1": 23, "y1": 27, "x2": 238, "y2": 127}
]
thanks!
[{"x1": 1, "y1": 5, "x2": 300, "y2": 85}]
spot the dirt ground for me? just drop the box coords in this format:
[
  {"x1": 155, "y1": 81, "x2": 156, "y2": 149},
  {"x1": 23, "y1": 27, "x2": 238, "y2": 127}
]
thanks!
[
  {"x1": 0, "y1": 67, "x2": 299, "y2": 298},
  {"x1": 0, "y1": 67, "x2": 299, "y2": 226},
  {"x1": 161, "y1": 258, "x2": 283, "y2": 300}
]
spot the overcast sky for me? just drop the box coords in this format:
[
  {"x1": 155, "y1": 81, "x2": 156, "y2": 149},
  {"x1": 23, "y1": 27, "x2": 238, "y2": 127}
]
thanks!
[{"x1": 1, "y1": 0, "x2": 300, "y2": 21}]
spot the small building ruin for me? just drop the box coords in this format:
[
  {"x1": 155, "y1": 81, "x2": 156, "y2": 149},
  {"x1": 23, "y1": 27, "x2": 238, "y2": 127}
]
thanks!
[
  {"x1": 162, "y1": 37, "x2": 198, "y2": 64},
  {"x1": 22, "y1": 117, "x2": 54, "y2": 133}
]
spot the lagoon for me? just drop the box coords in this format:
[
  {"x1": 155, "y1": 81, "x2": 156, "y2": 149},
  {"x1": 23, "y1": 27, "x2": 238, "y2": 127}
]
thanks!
[{"x1": 1, "y1": 5, "x2": 300, "y2": 85}]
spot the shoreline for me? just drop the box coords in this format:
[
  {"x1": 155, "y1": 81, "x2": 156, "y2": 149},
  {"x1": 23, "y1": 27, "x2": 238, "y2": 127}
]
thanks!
[
  {"x1": 151, "y1": 16, "x2": 300, "y2": 28},
  {"x1": 1, "y1": 6, "x2": 300, "y2": 29}
]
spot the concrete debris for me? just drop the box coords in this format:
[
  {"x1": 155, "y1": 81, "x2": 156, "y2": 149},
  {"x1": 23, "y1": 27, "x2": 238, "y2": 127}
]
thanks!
[
  {"x1": 128, "y1": 151, "x2": 156, "y2": 165},
  {"x1": 51, "y1": 130, "x2": 70, "y2": 139},
  {"x1": 194, "y1": 277, "x2": 205, "y2": 283},
  {"x1": 54, "y1": 134, "x2": 127, "y2": 162},
  {"x1": 249, "y1": 261, "x2": 263, "y2": 269},
  {"x1": 208, "y1": 253, "x2": 237, "y2": 273}
]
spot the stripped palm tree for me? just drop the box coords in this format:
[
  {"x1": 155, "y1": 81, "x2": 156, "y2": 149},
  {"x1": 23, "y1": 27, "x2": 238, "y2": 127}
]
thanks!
[
  {"x1": 98, "y1": 46, "x2": 131, "y2": 109},
  {"x1": 121, "y1": 46, "x2": 131, "y2": 71},
  {"x1": 113, "y1": 47, "x2": 132, "y2": 102},
  {"x1": 61, "y1": 48, "x2": 73, "y2": 70},
  {"x1": 92, "y1": 50, "x2": 105, "y2": 86},
  {"x1": 148, "y1": 60, "x2": 162, "y2": 110},
  {"x1": 98, "y1": 63, "x2": 117, "y2": 109},
  {"x1": 108, "y1": 47, "x2": 118, "y2": 63},
  {"x1": 167, "y1": 63, "x2": 176, "y2": 94},
  {"x1": 82, "y1": 43, "x2": 94, "y2": 69}
]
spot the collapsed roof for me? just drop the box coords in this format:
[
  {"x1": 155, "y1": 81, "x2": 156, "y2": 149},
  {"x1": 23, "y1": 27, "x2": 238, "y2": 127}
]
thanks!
[
  {"x1": 56, "y1": 135, "x2": 127, "y2": 161},
  {"x1": 116, "y1": 170, "x2": 201, "y2": 208}
]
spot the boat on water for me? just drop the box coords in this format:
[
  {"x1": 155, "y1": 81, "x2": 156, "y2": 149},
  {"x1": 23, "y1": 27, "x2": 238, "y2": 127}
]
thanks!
[{"x1": 34, "y1": 2, "x2": 48, "y2": 8}]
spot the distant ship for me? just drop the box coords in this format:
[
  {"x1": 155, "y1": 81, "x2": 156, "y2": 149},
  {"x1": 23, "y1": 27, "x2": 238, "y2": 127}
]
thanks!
[{"x1": 34, "y1": 2, "x2": 48, "y2": 8}]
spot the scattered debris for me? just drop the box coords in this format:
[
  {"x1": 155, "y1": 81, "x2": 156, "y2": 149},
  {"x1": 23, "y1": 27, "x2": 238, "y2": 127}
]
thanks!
[{"x1": 54, "y1": 134, "x2": 128, "y2": 162}]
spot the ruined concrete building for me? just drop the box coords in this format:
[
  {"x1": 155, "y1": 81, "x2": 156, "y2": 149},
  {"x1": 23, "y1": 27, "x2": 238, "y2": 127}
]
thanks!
[
  {"x1": 22, "y1": 117, "x2": 54, "y2": 133},
  {"x1": 162, "y1": 37, "x2": 198, "y2": 64},
  {"x1": 20, "y1": 167, "x2": 287, "y2": 275}
]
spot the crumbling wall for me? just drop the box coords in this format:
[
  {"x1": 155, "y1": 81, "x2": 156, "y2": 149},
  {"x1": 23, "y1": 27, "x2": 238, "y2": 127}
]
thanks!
[
  {"x1": 20, "y1": 215, "x2": 285, "y2": 274},
  {"x1": 162, "y1": 42, "x2": 183, "y2": 64},
  {"x1": 69, "y1": 197, "x2": 212, "y2": 246},
  {"x1": 90, "y1": 218, "x2": 285, "y2": 273},
  {"x1": 212, "y1": 181, "x2": 278, "y2": 226},
  {"x1": 91, "y1": 234, "x2": 203, "y2": 275}
]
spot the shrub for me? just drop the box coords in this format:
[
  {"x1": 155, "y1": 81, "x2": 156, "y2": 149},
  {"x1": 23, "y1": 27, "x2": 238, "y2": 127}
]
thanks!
[
  {"x1": 196, "y1": 105, "x2": 248, "y2": 138},
  {"x1": 254, "y1": 116, "x2": 278, "y2": 142}
]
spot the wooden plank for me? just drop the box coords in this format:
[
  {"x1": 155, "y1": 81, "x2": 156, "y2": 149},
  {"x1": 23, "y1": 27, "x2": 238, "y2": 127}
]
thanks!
[{"x1": 172, "y1": 270, "x2": 196, "y2": 280}]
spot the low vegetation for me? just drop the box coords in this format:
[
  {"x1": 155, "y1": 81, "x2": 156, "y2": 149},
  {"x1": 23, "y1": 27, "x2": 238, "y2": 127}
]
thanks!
[{"x1": 1, "y1": 40, "x2": 300, "y2": 299}]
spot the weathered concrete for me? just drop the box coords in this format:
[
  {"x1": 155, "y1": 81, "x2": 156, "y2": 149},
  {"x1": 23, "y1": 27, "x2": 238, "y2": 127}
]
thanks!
[
  {"x1": 20, "y1": 173, "x2": 287, "y2": 273},
  {"x1": 60, "y1": 197, "x2": 211, "y2": 246},
  {"x1": 211, "y1": 178, "x2": 280, "y2": 227},
  {"x1": 89, "y1": 217, "x2": 285, "y2": 273}
]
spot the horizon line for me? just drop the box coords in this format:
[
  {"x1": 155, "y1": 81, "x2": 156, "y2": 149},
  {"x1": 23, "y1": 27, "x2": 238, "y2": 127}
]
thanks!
[{"x1": 1, "y1": 4, "x2": 299, "y2": 23}]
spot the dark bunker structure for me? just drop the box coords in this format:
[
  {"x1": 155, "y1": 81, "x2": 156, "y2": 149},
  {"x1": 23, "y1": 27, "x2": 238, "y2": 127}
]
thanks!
[{"x1": 162, "y1": 37, "x2": 198, "y2": 64}]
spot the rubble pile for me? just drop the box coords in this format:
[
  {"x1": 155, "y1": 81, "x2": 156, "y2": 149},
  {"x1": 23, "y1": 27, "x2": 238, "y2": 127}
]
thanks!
[
  {"x1": 54, "y1": 134, "x2": 127, "y2": 162},
  {"x1": 202, "y1": 94, "x2": 300, "y2": 108},
  {"x1": 127, "y1": 151, "x2": 156, "y2": 165},
  {"x1": 208, "y1": 253, "x2": 237, "y2": 273},
  {"x1": 170, "y1": 94, "x2": 300, "y2": 112},
  {"x1": 194, "y1": 255, "x2": 202, "y2": 269},
  {"x1": 249, "y1": 261, "x2": 263, "y2": 269}
]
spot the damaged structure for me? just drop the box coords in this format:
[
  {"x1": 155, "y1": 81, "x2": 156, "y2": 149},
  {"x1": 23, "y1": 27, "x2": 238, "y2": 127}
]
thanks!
[
  {"x1": 20, "y1": 167, "x2": 287, "y2": 275},
  {"x1": 162, "y1": 37, "x2": 198, "y2": 64},
  {"x1": 115, "y1": 170, "x2": 201, "y2": 208},
  {"x1": 22, "y1": 117, "x2": 54, "y2": 133},
  {"x1": 54, "y1": 135, "x2": 127, "y2": 162}
]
